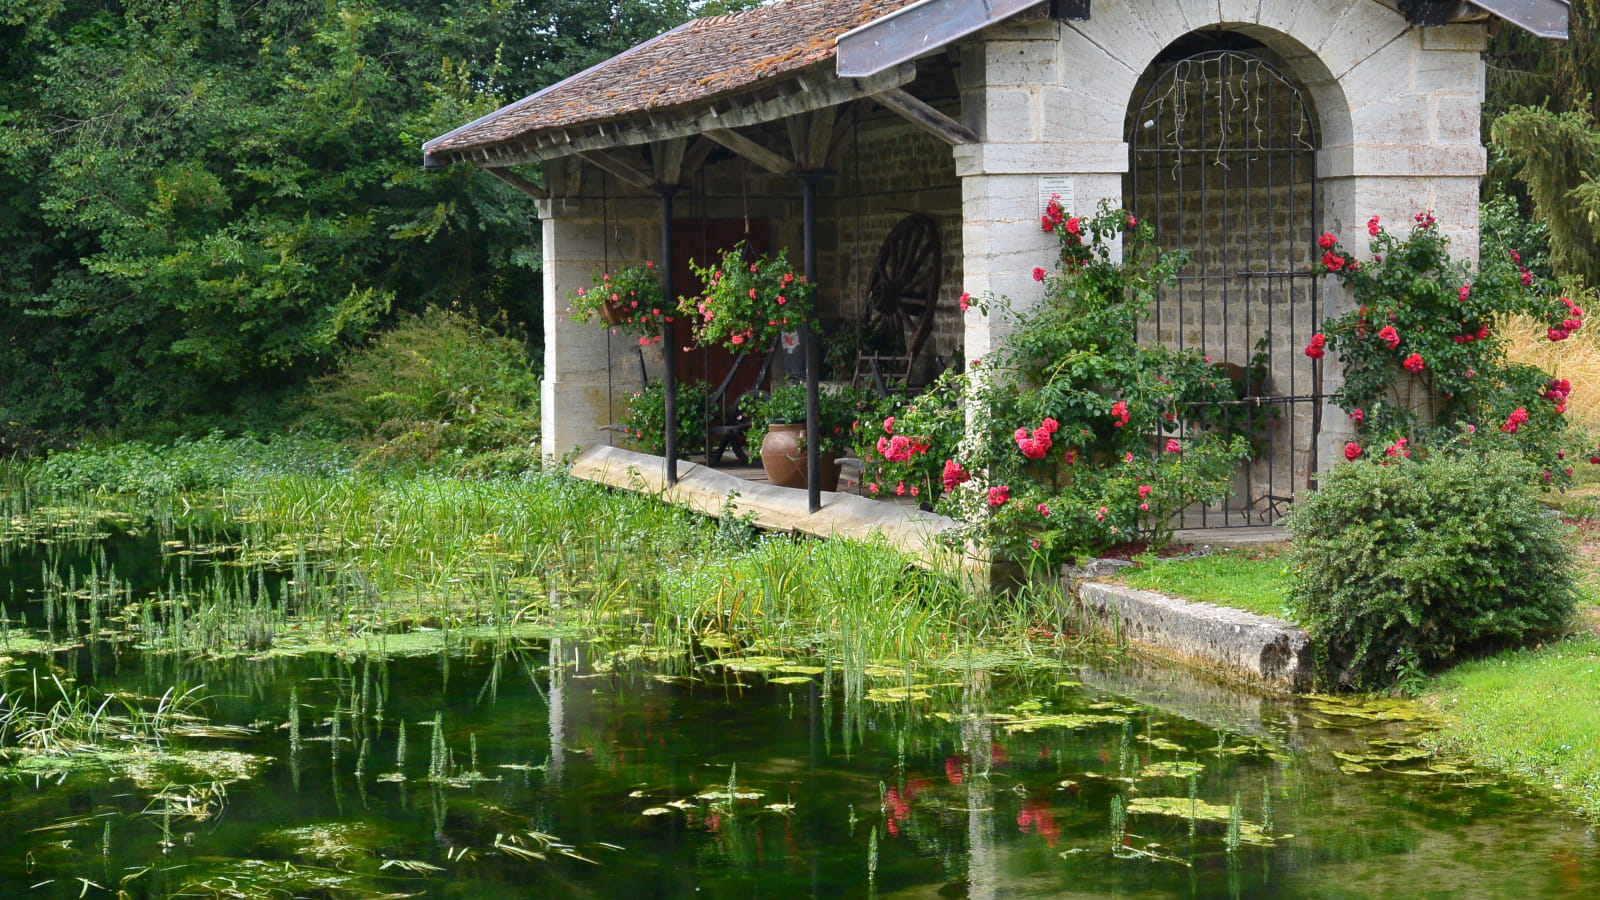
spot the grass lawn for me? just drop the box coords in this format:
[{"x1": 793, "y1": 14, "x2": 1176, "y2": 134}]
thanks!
[
  {"x1": 1426, "y1": 631, "x2": 1600, "y2": 818},
  {"x1": 1111, "y1": 545, "x2": 1293, "y2": 622}
]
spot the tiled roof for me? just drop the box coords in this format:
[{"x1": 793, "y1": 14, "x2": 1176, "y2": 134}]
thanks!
[{"x1": 425, "y1": 0, "x2": 923, "y2": 164}]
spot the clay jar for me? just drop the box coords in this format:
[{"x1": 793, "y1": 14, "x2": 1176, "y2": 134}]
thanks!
[{"x1": 758, "y1": 423, "x2": 842, "y2": 491}]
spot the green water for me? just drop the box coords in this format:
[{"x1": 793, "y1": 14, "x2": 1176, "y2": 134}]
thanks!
[{"x1": 0, "y1": 532, "x2": 1596, "y2": 897}]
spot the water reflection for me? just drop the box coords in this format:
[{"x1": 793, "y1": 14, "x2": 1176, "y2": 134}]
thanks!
[{"x1": 0, "y1": 528, "x2": 1597, "y2": 897}]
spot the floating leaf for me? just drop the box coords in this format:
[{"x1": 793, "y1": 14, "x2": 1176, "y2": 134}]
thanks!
[
  {"x1": 993, "y1": 713, "x2": 1126, "y2": 734},
  {"x1": 641, "y1": 807, "x2": 674, "y2": 816},
  {"x1": 1140, "y1": 761, "x2": 1205, "y2": 779},
  {"x1": 864, "y1": 686, "x2": 930, "y2": 703},
  {"x1": 1126, "y1": 797, "x2": 1277, "y2": 846},
  {"x1": 695, "y1": 789, "x2": 765, "y2": 801},
  {"x1": 721, "y1": 656, "x2": 787, "y2": 672}
]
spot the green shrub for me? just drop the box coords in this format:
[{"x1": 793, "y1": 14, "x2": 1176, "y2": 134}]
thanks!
[
  {"x1": 31, "y1": 434, "x2": 348, "y2": 498},
  {"x1": 620, "y1": 379, "x2": 710, "y2": 458},
  {"x1": 297, "y1": 309, "x2": 540, "y2": 472},
  {"x1": 1285, "y1": 449, "x2": 1579, "y2": 690}
]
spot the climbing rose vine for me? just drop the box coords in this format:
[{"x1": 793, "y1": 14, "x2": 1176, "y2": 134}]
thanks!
[
  {"x1": 857, "y1": 201, "x2": 1248, "y2": 568},
  {"x1": 1313, "y1": 213, "x2": 1575, "y2": 484}
]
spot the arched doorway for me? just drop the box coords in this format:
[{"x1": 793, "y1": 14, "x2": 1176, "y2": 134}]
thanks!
[{"x1": 1127, "y1": 38, "x2": 1321, "y2": 528}]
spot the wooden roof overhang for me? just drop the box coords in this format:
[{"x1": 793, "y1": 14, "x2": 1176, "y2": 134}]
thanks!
[
  {"x1": 423, "y1": 59, "x2": 915, "y2": 173},
  {"x1": 421, "y1": 0, "x2": 966, "y2": 192}
]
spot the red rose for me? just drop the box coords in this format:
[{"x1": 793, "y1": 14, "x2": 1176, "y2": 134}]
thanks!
[{"x1": 1344, "y1": 442, "x2": 1362, "y2": 461}]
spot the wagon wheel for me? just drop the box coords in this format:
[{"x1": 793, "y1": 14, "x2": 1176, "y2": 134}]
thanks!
[{"x1": 863, "y1": 214, "x2": 942, "y2": 369}]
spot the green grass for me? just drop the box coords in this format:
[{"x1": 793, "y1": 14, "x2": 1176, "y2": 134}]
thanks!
[
  {"x1": 4, "y1": 442, "x2": 1043, "y2": 665},
  {"x1": 1426, "y1": 633, "x2": 1600, "y2": 818},
  {"x1": 1113, "y1": 547, "x2": 1293, "y2": 622}
]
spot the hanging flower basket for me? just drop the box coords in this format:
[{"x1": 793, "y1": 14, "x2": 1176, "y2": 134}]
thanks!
[
  {"x1": 567, "y1": 262, "x2": 670, "y2": 344},
  {"x1": 677, "y1": 242, "x2": 815, "y2": 354}
]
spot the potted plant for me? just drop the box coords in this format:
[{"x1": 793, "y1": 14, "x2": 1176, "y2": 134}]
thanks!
[
  {"x1": 620, "y1": 378, "x2": 710, "y2": 458},
  {"x1": 567, "y1": 262, "x2": 671, "y2": 345},
  {"x1": 739, "y1": 381, "x2": 869, "y2": 491},
  {"x1": 678, "y1": 242, "x2": 815, "y2": 353}
]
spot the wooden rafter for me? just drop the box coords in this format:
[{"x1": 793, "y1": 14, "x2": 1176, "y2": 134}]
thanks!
[
  {"x1": 475, "y1": 165, "x2": 548, "y2": 200},
  {"x1": 704, "y1": 127, "x2": 795, "y2": 175},
  {"x1": 869, "y1": 87, "x2": 977, "y2": 147},
  {"x1": 579, "y1": 149, "x2": 654, "y2": 190}
]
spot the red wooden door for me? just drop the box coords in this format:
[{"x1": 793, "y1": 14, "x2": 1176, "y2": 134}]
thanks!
[{"x1": 671, "y1": 218, "x2": 771, "y2": 405}]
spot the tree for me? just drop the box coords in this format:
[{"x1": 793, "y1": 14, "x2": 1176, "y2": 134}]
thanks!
[
  {"x1": 1486, "y1": 0, "x2": 1600, "y2": 287},
  {"x1": 0, "y1": 0, "x2": 756, "y2": 433}
]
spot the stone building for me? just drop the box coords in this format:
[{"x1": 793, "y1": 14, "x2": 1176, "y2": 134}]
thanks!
[{"x1": 425, "y1": 0, "x2": 1568, "y2": 526}]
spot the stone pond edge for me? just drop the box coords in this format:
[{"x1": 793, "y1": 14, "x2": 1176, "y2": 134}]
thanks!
[{"x1": 1065, "y1": 579, "x2": 1313, "y2": 693}]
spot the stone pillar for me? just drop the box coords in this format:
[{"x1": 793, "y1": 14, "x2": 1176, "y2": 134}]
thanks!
[
  {"x1": 955, "y1": 22, "x2": 1132, "y2": 363},
  {"x1": 537, "y1": 166, "x2": 660, "y2": 461}
]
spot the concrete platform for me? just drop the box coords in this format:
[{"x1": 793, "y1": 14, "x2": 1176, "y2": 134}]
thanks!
[
  {"x1": 1171, "y1": 524, "x2": 1289, "y2": 547},
  {"x1": 568, "y1": 445, "x2": 961, "y2": 568}
]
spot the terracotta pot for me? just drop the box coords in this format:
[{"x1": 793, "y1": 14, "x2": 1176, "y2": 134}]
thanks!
[
  {"x1": 759, "y1": 423, "x2": 842, "y2": 491},
  {"x1": 598, "y1": 300, "x2": 627, "y2": 327}
]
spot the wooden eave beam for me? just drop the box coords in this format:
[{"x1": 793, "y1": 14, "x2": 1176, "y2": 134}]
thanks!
[
  {"x1": 869, "y1": 87, "x2": 978, "y2": 146},
  {"x1": 705, "y1": 127, "x2": 796, "y2": 175},
  {"x1": 475, "y1": 165, "x2": 547, "y2": 200},
  {"x1": 429, "y1": 64, "x2": 915, "y2": 169},
  {"x1": 579, "y1": 149, "x2": 654, "y2": 190}
]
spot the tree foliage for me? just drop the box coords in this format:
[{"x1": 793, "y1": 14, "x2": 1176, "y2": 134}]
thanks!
[
  {"x1": 0, "y1": 0, "x2": 741, "y2": 434},
  {"x1": 1487, "y1": 0, "x2": 1600, "y2": 287}
]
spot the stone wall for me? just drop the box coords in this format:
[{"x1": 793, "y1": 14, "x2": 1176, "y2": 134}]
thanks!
[{"x1": 821, "y1": 108, "x2": 964, "y2": 381}]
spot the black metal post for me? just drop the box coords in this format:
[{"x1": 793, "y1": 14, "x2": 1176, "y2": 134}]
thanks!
[
  {"x1": 800, "y1": 172, "x2": 823, "y2": 513},
  {"x1": 659, "y1": 185, "x2": 680, "y2": 486}
]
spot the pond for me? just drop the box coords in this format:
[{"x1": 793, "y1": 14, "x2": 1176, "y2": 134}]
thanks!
[{"x1": 0, "y1": 512, "x2": 1597, "y2": 898}]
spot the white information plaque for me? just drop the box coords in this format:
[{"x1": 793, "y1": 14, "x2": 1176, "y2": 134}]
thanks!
[{"x1": 1039, "y1": 175, "x2": 1075, "y2": 216}]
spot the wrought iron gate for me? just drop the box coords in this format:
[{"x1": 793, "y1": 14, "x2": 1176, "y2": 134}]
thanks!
[{"x1": 1128, "y1": 49, "x2": 1321, "y2": 527}]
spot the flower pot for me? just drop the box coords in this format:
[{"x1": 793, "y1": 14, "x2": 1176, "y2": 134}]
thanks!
[
  {"x1": 598, "y1": 299, "x2": 627, "y2": 327},
  {"x1": 759, "y1": 423, "x2": 842, "y2": 491}
]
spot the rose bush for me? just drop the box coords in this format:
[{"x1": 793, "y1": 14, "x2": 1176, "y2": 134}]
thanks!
[
  {"x1": 1312, "y1": 213, "x2": 1577, "y2": 485},
  {"x1": 859, "y1": 201, "x2": 1249, "y2": 566}
]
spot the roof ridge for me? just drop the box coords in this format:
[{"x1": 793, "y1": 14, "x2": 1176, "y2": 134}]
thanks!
[{"x1": 424, "y1": 0, "x2": 925, "y2": 167}]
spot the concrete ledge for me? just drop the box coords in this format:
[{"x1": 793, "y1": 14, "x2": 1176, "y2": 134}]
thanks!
[
  {"x1": 568, "y1": 445, "x2": 959, "y2": 568},
  {"x1": 1071, "y1": 581, "x2": 1313, "y2": 692}
]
